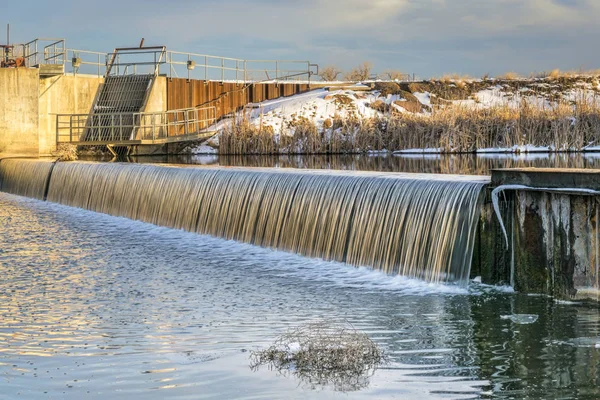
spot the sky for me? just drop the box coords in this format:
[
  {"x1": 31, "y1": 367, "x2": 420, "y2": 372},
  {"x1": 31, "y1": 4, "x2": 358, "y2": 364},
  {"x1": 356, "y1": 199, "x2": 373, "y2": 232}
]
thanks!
[{"x1": 5, "y1": 0, "x2": 600, "y2": 78}]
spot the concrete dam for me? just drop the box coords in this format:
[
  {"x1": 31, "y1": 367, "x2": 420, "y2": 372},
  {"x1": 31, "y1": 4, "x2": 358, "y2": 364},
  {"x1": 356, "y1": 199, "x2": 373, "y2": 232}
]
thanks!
[
  {"x1": 0, "y1": 38, "x2": 316, "y2": 158},
  {"x1": 1, "y1": 37, "x2": 599, "y2": 302},
  {"x1": 1, "y1": 158, "x2": 599, "y2": 301}
]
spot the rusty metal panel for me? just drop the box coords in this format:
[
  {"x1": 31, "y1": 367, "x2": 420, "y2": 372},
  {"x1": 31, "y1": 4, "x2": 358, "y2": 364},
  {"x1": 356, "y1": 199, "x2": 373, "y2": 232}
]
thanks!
[{"x1": 167, "y1": 79, "x2": 311, "y2": 122}]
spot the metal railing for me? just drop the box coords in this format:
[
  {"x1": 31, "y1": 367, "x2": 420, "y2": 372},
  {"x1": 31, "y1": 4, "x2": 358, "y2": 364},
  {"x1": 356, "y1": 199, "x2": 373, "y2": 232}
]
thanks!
[
  {"x1": 68, "y1": 49, "x2": 109, "y2": 77},
  {"x1": 165, "y1": 51, "x2": 318, "y2": 82},
  {"x1": 22, "y1": 38, "x2": 66, "y2": 67},
  {"x1": 105, "y1": 47, "x2": 166, "y2": 77},
  {"x1": 16, "y1": 38, "x2": 317, "y2": 81},
  {"x1": 56, "y1": 106, "x2": 217, "y2": 143}
]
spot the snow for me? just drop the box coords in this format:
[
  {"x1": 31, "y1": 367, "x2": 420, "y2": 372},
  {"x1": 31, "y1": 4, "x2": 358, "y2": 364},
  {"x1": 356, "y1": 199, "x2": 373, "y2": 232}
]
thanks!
[
  {"x1": 187, "y1": 77, "x2": 600, "y2": 155},
  {"x1": 393, "y1": 148, "x2": 443, "y2": 154},
  {"x1": 188, "y1": 144, "x2": 217, "y2": 155},
  {"x1": 412, "y1": 92, "x2": 432, "y2": 108},
  {"x1": 477, "y1": 145, "x2": 553, "y2": 154}
]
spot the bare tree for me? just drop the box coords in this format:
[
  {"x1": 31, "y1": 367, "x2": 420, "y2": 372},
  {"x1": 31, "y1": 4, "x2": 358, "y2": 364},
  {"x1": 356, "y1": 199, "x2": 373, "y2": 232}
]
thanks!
[
  {"x1": 382, "y1": 69, "x2": 406, "y2": 81},
  {"x1": 344, "y1": 62, "x2": 373, "y2": 82},
  {"x1": 319, "y1": 66, "x2": 343, "y2": 81}
]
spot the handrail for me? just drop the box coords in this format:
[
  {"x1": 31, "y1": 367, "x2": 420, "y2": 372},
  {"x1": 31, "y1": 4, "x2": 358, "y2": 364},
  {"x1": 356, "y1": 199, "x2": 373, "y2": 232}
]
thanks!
[
  {"x1": 56, "y1": 106, "x2": 217, "y2": 144},
  {"x1": 18, "y1": 38, "x2": 316, "y2": 82}
]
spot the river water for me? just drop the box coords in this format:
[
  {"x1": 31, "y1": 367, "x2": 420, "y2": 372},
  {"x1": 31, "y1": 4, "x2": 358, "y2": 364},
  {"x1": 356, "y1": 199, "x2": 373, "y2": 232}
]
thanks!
[
  {"x1": 79, "y1": 152, "x2": 600, "y2": 175},
  {"x1": 1, "y1": 189, "x2": 600, "y2": 399}
]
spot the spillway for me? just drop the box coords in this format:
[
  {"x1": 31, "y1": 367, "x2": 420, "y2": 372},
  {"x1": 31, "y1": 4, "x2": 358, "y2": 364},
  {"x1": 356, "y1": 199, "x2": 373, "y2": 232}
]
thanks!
[{"x1": 0, "y1": 159, "x2": 489, "y2": 284}]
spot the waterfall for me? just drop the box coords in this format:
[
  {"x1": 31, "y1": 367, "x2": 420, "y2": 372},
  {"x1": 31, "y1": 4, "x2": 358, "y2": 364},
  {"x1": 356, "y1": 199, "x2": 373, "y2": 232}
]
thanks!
[
  {"x1": 0, "y1": 160, "x2": 489, "y2": 284},
  {"x1": 0, "y1": 159, "x2": 55, "y2": 200}
]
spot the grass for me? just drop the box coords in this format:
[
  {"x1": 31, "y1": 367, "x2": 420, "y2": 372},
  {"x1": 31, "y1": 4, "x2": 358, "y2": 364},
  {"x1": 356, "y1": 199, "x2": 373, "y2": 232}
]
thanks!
[
  {"x1": 217, "y1": 74, "x2": 600, "y2": 155},
  {"x1": 218, "y1": 97, "x2": 600, "y2": 154},
  {"x1": 52, "y1": 144, "x2": 78, "y2": 161},
  {"x1": 250, "y1": 321, "x2": 385, "y2": 392}
]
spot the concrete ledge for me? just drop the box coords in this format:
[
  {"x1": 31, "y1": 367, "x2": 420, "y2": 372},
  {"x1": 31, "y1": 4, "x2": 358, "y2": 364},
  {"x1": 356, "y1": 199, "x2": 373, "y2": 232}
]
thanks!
[{"x1": 492, "y1": 168, "x2": 600, "y2": 191}]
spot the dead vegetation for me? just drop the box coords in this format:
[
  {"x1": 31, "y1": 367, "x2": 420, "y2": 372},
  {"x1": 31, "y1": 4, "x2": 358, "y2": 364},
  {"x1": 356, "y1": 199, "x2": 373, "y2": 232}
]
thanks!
[
  {"x1": 250, "y1": 321, "x2": 385, "y2": 392},
  {"x1": 344, "y1": 62, "x2": 373, "y2": 82},
  {"x1": 218, "y1": 97, "x2": 600, "y2": 154},
  {"x1": 218, "y1": 74, "x2": 600, "y2": 155},
  {"x1": 319, "y1": 66, "x2": 343, "y2": 81},
  {"x1": 52, "y1": 144, "x2": 78, "y2": 161}
]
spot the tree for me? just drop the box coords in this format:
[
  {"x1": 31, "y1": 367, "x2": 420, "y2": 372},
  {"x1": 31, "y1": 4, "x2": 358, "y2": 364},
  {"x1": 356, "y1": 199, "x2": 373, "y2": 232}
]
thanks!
[
  {"x1": 382, "y1": 69, "x2": 406, "y2": 81},
  {"x1": 319, "y1": 66, "x2": 342, "y2": 81},
  {"x1": 344, "y1": 62, "x2": 373, "y2": 82}
]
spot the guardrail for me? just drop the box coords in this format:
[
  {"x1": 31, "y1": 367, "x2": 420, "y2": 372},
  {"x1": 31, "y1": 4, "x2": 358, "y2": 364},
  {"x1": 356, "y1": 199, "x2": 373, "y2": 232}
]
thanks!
[
  {"x1": 56, "y1": 106, "x2": 217, "y2": 144},
  {"x1": 22, "y1": 38, "x2": 66, "y2": 67},
  {"x1": 19, "y1": 38, "x2": 317, "y2": 81},
  {"x1": 165, "y1": 51, "x2": 318, "y2": 82}
]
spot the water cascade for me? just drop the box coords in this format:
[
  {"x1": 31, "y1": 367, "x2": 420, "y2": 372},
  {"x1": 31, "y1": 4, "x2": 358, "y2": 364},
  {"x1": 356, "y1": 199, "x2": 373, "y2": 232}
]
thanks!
[
  {"x1": 0, "y1": 160, "x2": 489, "y2": 284},
  {"x1": 0, "y1": 159, "x2": 56, "y2": 200}
]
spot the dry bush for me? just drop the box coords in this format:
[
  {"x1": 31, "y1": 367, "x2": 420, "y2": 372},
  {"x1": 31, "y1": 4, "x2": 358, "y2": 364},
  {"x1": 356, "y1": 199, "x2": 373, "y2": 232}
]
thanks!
[
  {"x1": 250, "y1": 321, "x2": 385, "y2": 392},
  {"x1": 498, "y1": 71, "x2": 521, "y2": 80},
  {"x1": 374, "y1": 81, "x2": 401, "y2": 96},
  {"x1": 217, "y1": 90, "x2": 600, "y2": 154},
  {"x1": 320, "y1": 66, "x2": 343, "y2": 81},
  {"x1": 52, "y1": 144, "x2": 78, "y2": 161},
  {"x1": 219, "y1": 116, "x2": 277, "y2": 155},
  {"x1": 344, "y1": 62, "x2": 373, "y2": 82},
  {"x1": 382, "y1": 69, "x2": 406, "y2": 81}
]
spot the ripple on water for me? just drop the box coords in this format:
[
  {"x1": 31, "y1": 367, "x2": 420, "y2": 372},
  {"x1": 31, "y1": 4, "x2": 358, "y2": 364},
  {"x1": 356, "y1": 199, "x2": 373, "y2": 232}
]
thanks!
[{"x1": 1, "y1": 193, "x2": 600, "y2": 399}]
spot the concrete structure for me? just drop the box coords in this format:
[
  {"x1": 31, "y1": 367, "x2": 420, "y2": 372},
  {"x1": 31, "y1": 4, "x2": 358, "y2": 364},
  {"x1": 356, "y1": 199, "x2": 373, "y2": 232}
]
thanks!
[
  {"x1": 0, "y1": 69, "x2": 312, "y2": 158},
  {"x1": 0, "y1": 70, "x2": 101, "y2": 158},
  {"x1": 473, "y1": 168, "x2": 600, "y2": 301},
  {"x1": 0, "y1": 68, "x2": 40, "y2": 158},
  {"x1": 39, "y1": 75, "x2": 103, "y2": 156}
]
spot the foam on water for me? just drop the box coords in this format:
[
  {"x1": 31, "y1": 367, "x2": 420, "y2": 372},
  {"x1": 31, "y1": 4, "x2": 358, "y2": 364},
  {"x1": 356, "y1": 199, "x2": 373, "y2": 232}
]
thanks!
[{"x1": 3, "y1": 192, "x2": 470, "y2": 296}]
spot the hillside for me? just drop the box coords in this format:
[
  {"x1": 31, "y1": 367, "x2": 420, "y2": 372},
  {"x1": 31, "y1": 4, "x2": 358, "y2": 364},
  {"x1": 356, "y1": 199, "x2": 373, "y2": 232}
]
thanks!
[{"x1": 190, "y1": 75, "x2": 600, "y2": 155}]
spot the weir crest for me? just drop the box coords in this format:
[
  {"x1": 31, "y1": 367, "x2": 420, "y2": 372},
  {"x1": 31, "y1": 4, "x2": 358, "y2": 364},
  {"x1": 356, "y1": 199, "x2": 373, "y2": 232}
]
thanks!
[{"x1": 0, "y1": 159, "x2": 489, "y2": 284}]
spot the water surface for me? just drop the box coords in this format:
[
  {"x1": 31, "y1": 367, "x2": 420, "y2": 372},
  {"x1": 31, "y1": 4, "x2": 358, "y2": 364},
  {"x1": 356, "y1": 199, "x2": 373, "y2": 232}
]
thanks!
[
  {"x1": 1, "y1": 193, "x2": 600, "y2": 399},
  {"x1": 80, "y1": 152, "x2": 600, "y2": 175}
]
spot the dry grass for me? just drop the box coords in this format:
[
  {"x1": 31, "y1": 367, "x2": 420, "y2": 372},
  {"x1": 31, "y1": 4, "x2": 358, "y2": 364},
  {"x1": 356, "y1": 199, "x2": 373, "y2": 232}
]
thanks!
[
  {"x1": 498, "y1": 72, "x2": 521, "y2": 80},
  {"x1": 250, "y1": 321, "x2": 385, "y2": 392},
  {"x1": 217, "y1": 97, "x2": 600, "y2": 154},
  {"x1": 52, "y1": 144, "x2": 78, "y2": 161}
]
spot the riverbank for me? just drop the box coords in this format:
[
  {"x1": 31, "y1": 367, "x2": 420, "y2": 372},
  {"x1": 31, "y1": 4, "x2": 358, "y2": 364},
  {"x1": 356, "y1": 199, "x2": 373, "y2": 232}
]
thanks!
[{"x1": 181, "y1": 74, "x2": 600, "y2": 155}]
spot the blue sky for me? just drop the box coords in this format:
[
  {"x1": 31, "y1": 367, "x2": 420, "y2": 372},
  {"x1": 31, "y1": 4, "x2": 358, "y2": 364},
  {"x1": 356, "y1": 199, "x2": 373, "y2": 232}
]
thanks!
[{"x1": 5, "y1": 0, "x2": 600, "y2": 78}]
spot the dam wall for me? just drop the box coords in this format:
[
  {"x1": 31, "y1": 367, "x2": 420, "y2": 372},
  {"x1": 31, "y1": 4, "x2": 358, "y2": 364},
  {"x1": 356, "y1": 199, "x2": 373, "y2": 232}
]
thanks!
[
  {"x1": 0, "y1": 68, "x2": 40, "y2": 158},
  {"x1": 481, "y1": 169, "x2": 600, "y2": 301},
  {"x1": 166, "y1": 78, "x2": 311, "y2": 120},
  {"x1": 0, "y1": 71, "x2": 104, "y2": 158},
  {"x1": 0, "y1": 159, "x2": 487, "y2": 285},
  {"x1": 39, "y1": 75, "x2": 104, "y2": 156},
  {"x1": 3, "y1": 159, "x2": 597, "y2": 300},
  {"x1": 1, "y1": 69, "x2": 312, "y2": 157}
]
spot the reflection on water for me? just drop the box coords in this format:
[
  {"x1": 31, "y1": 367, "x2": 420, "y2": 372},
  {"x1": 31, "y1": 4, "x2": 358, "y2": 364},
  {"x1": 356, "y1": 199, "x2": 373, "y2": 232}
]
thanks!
[
  {"x1": 80, "y1": 152, "x2": 600, "y2": 176},
  {"x1": 1, "y1": 193, "x2": 600, "y2": 399}
]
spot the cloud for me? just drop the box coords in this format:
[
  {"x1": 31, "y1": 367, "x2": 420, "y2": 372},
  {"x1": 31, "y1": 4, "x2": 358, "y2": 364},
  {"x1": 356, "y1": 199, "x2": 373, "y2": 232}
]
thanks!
[{"x1": 4, "y1": 0, "x2": 600, "y2": 76}]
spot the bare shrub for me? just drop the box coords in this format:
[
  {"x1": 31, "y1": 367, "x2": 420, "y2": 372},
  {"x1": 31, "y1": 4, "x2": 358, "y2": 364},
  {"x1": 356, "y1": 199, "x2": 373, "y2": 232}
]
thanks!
[
  {"x1": 374, "y1": 81, "x2": 401, "y2": 97},
  {"x1": 344, "y1": 62, "x2": 373, "y2": 82},
  {"x1": 52, "y1": 144, "x2": 78, "y2": 161},
  {"x1": 219, "y1": 116, "x2": 277, "y2": 155},
  {"x1": 382, "y1": 69, "x2": 406, "y2": 81},
  {"x1": 498, "y1": 71, "x2": 521, "y2": 80},
  {"x1": 320, "y1": 66, "x2": 342, "y2": 82},
  {"x1": 250, "y1": 321, "x2": 385, "y2": 392}
]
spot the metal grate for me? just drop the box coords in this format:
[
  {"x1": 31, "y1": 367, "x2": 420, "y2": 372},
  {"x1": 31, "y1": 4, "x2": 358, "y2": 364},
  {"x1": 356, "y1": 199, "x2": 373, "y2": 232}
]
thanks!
[{"x1": 83, "y1": 74, "x2": 154, "y2": 141}]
